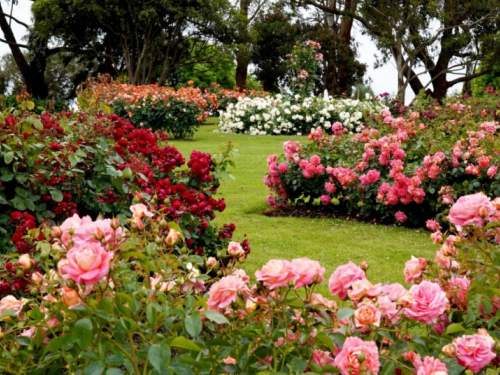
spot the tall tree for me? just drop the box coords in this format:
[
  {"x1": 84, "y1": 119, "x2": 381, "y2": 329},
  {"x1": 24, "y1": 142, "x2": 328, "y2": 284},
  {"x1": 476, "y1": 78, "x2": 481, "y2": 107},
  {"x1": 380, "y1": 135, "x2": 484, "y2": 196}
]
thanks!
[
  {"x1": 0, "y1": 1, "x2": 58, "y2": 98},
  {"x1": 251, "y1": 8, "x2": 303, "y2": 92},
  {"x1": 297, "y1": 0, "x2": 500, "y2": 101},
  {"x1": 33, "y1": 0, "x2": 232, "y2": 86}
]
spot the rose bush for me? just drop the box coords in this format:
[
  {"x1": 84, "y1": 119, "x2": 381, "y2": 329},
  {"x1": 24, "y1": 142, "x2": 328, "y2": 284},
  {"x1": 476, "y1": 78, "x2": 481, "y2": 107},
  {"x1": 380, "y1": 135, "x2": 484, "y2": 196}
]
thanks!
[
  {"x1": 219, "y1": 94, "x2": 385, "y2": 135},
  {"x1": 0, "y1": 193, "x2": 500, "y2": 373},
  {"x1": 0, "y1": 100, "x2": 244, "y2": 269},
  {"x1": 264, "y1": 92, "x2": 500, "y2": 225}
]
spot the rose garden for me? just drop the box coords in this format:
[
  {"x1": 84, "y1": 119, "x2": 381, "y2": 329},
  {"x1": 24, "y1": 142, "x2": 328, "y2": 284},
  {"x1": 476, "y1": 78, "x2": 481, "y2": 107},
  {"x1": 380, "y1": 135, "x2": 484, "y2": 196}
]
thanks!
[{"x1": 0, "y1": 3, "x2": 500, "y2": 372}]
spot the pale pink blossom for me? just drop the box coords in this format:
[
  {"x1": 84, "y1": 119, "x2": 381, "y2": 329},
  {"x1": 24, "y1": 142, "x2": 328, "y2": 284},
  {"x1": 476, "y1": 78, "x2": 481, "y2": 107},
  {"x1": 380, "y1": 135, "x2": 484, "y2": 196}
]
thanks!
[
  {"x1": 62, "y1": 242, "x2": 114, "y2": 288},
  {"x1": 328, "y1": 262, "x2": 365, "y2": 300},
  {"x1": 255, "y1": 259, "x2": 296, "y2": 289},
  {"x1": 207, "y1": 275, "x2": 249, "y2": 311},
  {"x1": 290, "y1": 258, "x2": 325, "y2": 288},
  {"x1": 130, "y1": 203, "x2": 154, "y2": 218},
  {"x1": 449, "y1": 193, "x2": 495, "y2": 227},
  {"x1": 355, "y1": 303, "x2": 381, "y2": 327},
  {"x1": 334, "y1": 337, "x2": 380, "y2": 375},
  {"x1": 414, "y1": 356, "x2": 448, "y2": 375},
  {"x1": 404, "y1": 256, "x2": 427, "y2": 284},
  {"x1": 404, "y1": 281, "x2": 448, "y2": 324},
  {"x1": 444, "y1": 329, "x2": 496, "y2": 373}
]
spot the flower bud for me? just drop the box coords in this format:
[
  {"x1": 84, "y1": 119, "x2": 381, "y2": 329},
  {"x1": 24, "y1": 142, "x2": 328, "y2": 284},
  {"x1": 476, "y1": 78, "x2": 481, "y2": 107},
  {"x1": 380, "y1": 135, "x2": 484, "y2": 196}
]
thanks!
[
  {"x1": 206, "y1": 257, "x2": 217, "y2": 267},
  {"x1": 110, "y1": 218, "x2": 121, "y2": 230},
  {"x1": 360, "y1": 261, "x2": 368, "y2": 270},
  {"x1": 131, "y1": 216, "x2": 144, "y2": 230},
  {"x1": 51, "y1": 226, "x2": 62, "y2": 238},
  {"x1": 165, "y1": 228, "x2": 180, "y2": 246},
  {"x1": 93, "y1": 227, "x2": 105, "y2": 241},
  {"x1": 16, "y1": 269, "x2": 25, "y2": 278},
  {"x1": 478, "y1": 205, "x2": 490, "y2": 218},
  {"x1": 61, "y1": 287, "x2": 81, "y2": 307},
  {"x1": 18, "y1": 254, "x2": 32, "y2": 270},
  {"x1": 442, "y1": 343, "x2": 455, "y2": 357},
  {"x1": 357, "y1": 352, "x2": 366, "y2": 363}
]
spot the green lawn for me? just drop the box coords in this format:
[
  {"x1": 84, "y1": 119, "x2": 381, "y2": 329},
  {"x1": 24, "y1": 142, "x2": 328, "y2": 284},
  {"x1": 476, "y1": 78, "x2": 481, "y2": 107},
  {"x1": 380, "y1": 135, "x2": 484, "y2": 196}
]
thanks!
[{"x1": 171, "y1": 120, "x2": 438, "y2": 295}]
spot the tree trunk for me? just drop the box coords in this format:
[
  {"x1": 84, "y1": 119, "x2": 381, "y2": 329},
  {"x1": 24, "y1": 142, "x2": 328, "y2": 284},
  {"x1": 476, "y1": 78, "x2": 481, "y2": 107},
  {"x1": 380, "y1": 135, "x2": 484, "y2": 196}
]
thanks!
[
  {"x1": 235, "y1": 49, "x2": 250, "y2": 91},
  {"x1": 235, "y1": 0, "x2": 250, "y2": 92},
  {"x1": 0, "y1": 3, "x2": 49, "y2": 98}
]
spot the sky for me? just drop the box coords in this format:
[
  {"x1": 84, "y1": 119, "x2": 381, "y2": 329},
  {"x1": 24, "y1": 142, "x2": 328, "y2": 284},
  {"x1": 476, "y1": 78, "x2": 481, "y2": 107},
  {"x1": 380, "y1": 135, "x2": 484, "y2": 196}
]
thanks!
[{"x1": 2, "y1": 1, "x2": 462, "y2": 104}]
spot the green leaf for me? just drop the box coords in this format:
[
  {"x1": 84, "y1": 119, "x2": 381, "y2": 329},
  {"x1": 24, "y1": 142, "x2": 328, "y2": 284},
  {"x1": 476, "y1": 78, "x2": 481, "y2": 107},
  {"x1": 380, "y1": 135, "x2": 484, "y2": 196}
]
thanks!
[
  {"x1": 84, "y1": 361, "x2": 105, "y2": 375},
  {"x1": 170, "y1": 336, "x2": 201, "y2": 351},
  {"x1": 111, "y1": 177, "x2": 125, "y2": 194},
  {"x1": 149, "y1": 342, "x2": 171, "y2": 372},
  {"x1": 203, "y1": 310, "x2": 229, "y2": 324},
  {"x1": 105, "y1": 369, "x2": 123, "y2": 375},
  {"x1": 170, "y1": 363, "x2": 194, "y2": 375},
  {"x1": 184, "y1": 314, "x2": 202, "y2": 337},
  {"x1": 4, "y1": 151, "x2": 13, "y2": 164},
  {"x1": 68, "y1": 153, "x2": 81, "y2": 166},
  {"x1": 74, "y1": 318, "x2": 93, "y2": 349},
  {"x1": 290, "y1": 357, "x2": 308, "y2": 372},
  {"x1": 315, "y1": 332, "x2": 336, "y2": 352},
  {"x1": 50, "y1": 189, "x2": 64, "y2": 202},
  {"x1": 1, "y1": 167, "x2": 14, "y2": 181},
  {"x1": 445, "y1": 323, "x2": 465, "y2": 335},
  {"x1": 381, "y1": 360, "x2": 397, "y2": 375},
  {"x1": 337, "y1": 307, "x2": 354, "y2": 321}
]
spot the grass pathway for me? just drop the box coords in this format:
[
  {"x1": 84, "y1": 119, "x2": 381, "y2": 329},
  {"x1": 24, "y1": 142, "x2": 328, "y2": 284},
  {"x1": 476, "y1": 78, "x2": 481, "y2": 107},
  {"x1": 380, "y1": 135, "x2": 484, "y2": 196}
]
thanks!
[{"x1": 171, "y1": 121, "x2": 437, "y2": 294}]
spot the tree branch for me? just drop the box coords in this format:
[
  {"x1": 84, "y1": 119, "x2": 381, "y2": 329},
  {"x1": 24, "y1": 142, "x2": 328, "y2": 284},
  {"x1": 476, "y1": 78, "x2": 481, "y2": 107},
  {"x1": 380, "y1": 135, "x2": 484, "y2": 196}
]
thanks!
[{"x1": 1, "y1": 12, "x2": 29, "y2": 29}]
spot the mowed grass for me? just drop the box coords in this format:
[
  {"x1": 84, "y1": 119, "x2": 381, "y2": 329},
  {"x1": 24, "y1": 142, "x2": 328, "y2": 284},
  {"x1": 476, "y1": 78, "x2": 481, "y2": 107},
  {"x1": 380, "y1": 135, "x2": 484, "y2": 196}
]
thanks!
[{"x1": 170, "y1": 119, "x2": 438, "y2": 295}]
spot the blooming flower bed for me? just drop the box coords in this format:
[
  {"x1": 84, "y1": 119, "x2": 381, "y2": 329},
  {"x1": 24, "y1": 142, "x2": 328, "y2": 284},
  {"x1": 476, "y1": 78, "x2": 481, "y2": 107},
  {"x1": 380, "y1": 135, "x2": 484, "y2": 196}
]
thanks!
[
  {"x1": 0, "y1": 193, "x2": 499, "y2": 374},
  {"x1": 218, "y1": 93, "x2": 386, "y2": 135},
  {"x1": 83, "y1": 78, "x2": 267, "y2": 138},
  {"x1": 264, "y1": 93, "x2": 500, "y2": 225},
  {"x1": 0, "y1": 104, "x2": 243, "y2": 265}
]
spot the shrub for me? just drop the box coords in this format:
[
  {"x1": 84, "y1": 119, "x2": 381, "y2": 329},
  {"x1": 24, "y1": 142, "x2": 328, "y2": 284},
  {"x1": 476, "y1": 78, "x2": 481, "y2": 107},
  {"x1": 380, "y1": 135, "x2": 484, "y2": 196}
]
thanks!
[
  {"x1": 81, "y1": 77, "x2": 215, "y2": 139},
  {"x1": 0, "y1": 94, "x2": 68, "y2": 114},
  {"x1": 1, "y1": 193, "x2": 500, "y2": 374},
  {"x1": 0, "y1": 104, "x2": 241, "y2": 259},
  {"x1": 219, "y1": 93, "x2": 386, "y2": 135},
  {"x1": 264, "y1": 93, "x2": 500, "y2": 225},
  {"x1": 203, "y1": 83, "x2": 267, "y2": 115}
]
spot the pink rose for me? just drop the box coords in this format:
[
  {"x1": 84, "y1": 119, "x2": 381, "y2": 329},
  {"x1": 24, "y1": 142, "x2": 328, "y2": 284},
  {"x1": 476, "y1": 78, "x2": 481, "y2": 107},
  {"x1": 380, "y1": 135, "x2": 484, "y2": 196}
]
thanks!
[
  {"x1": 18, "y1": 254, "x2": 33, "y2": 269},
  {"x1": 378, "y1": 295, "x2": 400, "y2": 323},
  {"x1": 223, "y1": 356, "x2": 237, "y2": 365},
  {"x1": 206, "y1": 257, "x2": 217, "y2": 267},
  {"x1": 255, "y1": 259, "x2": 296, "y2": 289},
  {"x1": 309, "y1": 293, "x2": 337, "y2": 309},
  {"x1": 278, "y1": 163, "x2": 288, "y2": 173},
  {"x1": 395, "y1": 211, "x2": 408, "y2": 223},
  {"x1": 60, "y1": 215, "x2": 124, "y2": 248},
  {"x1": 0, "y1": 295, "x2": 24, "y2": 317},
  {"x1": 348, "y1": 278, "x2": 374, "y2": 301},
  {"x1": 320, "y1": 195, "x2": 332, "y2": 205},
  {"x1": 290, "y1": 258, "x2": 325, "y2": 288},
  {"x1": 426, "y1": 220, "x2": 441, "y2": 232},
  {"x1": 130, "y1": 203, "x2": 154, "y2": 218},
  {"x1": 448, "y1": 193, "x2": 495, "y2": 227},
  {"x1": 62, "y1": 242, "x2": 114, "y2": 288},
  {"x1": 381, "y1": 283, "x2": 406, "y2": 301},
  {"x1": 404, "y1": 256, "x2": 427, "y2": 284},
  {"x1": 355, "y1": 303, "x2": 381, "y2": 327},
  {"x1": 404, "y1": 281, "x2": 448, "y2": 324},
  {"x1": 487, "y1": 166, "x2": 498, "y2": 178},
  {"x1": 311, "y1": 350, "x2": 336, "y2": 374},
  {"x1": 227, "y1": 241, "x2": 245, "y2": 257},
  {"x1": 334, "y1": 337, "x2": 380, "y2": 375},
  {"x1": 328, "y1": 262, "x2": 365, "y2": 300},
  {"x1": 207, "y1": 275, "x2": 249, "y2": 312},
  {"x1": 446, "y1": 276, "x2": 470, "y2": 309},
  {"x1": 414, "y1": 356, "x2": 448, "y2": 375},
  {"x1": 445, "y1": 330, "x2": 496, "y2": 373},
  {"x1": 442, "y1": 195, "x2": 454, "y2": 205}
]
